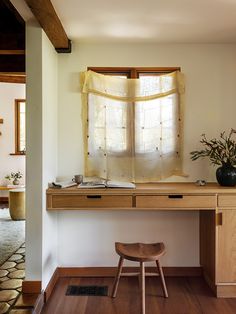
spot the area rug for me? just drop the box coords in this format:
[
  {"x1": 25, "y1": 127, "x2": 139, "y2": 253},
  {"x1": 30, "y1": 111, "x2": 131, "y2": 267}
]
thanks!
[{"x1": 0, "y1": 208, "x2": 25, "y2": 266}]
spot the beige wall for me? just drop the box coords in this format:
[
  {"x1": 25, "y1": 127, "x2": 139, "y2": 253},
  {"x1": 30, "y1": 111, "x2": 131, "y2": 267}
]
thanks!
[{"x1": 55, "y1": 43, "x2": 236, "y2": 267}]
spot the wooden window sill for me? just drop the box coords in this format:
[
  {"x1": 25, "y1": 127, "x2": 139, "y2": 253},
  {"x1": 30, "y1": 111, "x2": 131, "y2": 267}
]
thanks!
[{"x1": 10, "y1": 153, "x2": 26, "y2": 156}]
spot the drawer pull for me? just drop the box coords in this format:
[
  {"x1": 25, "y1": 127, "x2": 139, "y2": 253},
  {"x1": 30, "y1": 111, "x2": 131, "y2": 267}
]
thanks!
[
  {"x1": 86, "y1": 195, "x2": 102, "y2": 199},
  {"x1": 168, "y1": 195, "x2": 183, "y2": 199}
]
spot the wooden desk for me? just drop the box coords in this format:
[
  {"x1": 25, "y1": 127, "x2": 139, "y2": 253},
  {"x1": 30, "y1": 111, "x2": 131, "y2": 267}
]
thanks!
[{"x1": 46, "y1": 183, "x2": 236, "y2": 297}]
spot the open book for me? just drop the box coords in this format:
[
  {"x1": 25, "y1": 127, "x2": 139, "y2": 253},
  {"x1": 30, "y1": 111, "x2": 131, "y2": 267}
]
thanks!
[
  {"x1": 78, "y1": 180, "x2": 135, "y2": 189},
  {"x1": 49, "y1": 181, "x2": 77, "y2": 189}
]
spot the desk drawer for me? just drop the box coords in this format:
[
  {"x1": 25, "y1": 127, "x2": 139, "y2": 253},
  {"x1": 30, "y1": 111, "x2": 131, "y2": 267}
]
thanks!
[
  {"x1": 218, "y1": 195, "x2": 236, "y2": 207},
  {"x1": 136, "y1": 195, "x2": 216, "y2": 209},
  {"x1": 51, "y1": 194, "x2": 132, "y2": 209}
]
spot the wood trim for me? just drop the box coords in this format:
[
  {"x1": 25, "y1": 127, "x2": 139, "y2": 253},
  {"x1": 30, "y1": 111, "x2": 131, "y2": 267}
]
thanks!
[
  {"x1": 43, "y1": 266, "x2": 202, "y2": 302},
  {"x1": 57, "y1": 266, "x2": 202, "y2": 278},
  {"x1": 14, "y1": 99, "x2": 26, "y2": 154},
  {"x1": 88, "y1": 67, "x2": 181, "y2": 74},
  {"x1": 44, "y1": 268, "x2": 60, "y2": 302},
  {"x1": 0, "y1": 74, "x2": 25, "y2": 83},
  {"x1": 88, "y1": 67, "x2": 181, "y2": 79},
  {"x1": 25, "y1": 0, "x2": 71, "y2": 52},
  {"x1": 10, "y1": 152, "x2": 26, "y2": 156},
  {"x1": 216, "y1": 284, "x2": 236, "y2": 298},
  {"x1": 0, "y1": 50, "x2": 25, "y2": 55},
  {"x1": 22, "y1": 281, "x2": 42, "y2": 294}
]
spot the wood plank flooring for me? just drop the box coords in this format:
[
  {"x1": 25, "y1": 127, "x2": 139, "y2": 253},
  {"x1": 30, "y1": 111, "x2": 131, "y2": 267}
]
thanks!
[{"x1": 42, "y1": 277, "x2": 236, "y2": 314}]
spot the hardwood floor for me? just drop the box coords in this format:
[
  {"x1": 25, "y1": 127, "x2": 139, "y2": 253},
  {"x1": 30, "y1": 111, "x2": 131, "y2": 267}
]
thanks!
[{"x1": 42, "y1": 277, "x2": 236, "y2": 314}]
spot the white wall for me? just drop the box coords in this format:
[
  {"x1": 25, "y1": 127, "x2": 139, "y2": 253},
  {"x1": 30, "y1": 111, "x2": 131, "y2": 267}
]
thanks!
[
  {"x1": 41, "y1": 31, "x2": 58, "y2": 288},
  {"x1": 26, "y1": 22, "x2": 58, "y2": 289},
  {"x1": 0, "y1": 83, "x2": 25, "y2": 190},
  {"x1": 56, "y1": 43, "x2": 236, "y2": 267}
]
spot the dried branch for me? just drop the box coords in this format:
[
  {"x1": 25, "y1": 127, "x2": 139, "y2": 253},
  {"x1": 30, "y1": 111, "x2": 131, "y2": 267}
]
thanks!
[{"x1": 190, "y1": 129, "x2": 236, "y2": 166}]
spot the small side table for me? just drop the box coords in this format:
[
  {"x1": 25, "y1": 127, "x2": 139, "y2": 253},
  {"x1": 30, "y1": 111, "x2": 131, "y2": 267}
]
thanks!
[{"x1": 9, "y1": 188, "x2": 25, "y2": 220}]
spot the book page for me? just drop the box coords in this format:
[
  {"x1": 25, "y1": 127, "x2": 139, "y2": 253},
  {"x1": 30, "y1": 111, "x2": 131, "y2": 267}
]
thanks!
[
  {"x1": 106, "y1": 180, "x2": 135, "y2": 188},
  {"x1": 78, "y1": 181, "x2": 106, "y2": 188}
]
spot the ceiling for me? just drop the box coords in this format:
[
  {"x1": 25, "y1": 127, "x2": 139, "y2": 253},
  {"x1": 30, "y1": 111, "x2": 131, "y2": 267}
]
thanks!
[
  {"x1": 48, "y1": 0, "x2": 236, "y2": 43},
  {"x1": 0, "y1": 0, "x2": 25, "y2": 74},
  {"x1": 0, "y1": 1, "x2": 25, "y2": 50}
]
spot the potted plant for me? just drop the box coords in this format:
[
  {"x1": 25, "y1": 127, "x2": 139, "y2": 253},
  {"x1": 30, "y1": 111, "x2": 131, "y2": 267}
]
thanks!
[
  {"x1": 190, "y1": 129, "x2": 236, "y2": 186},
  {"x1": 5, "y1": 171, "x2": 23, "y2": 185}
]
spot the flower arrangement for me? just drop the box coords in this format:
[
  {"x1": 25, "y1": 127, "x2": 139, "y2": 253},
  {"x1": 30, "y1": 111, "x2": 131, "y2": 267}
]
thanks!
[
  {"x1": 5, "y1": 171, "x2": 23, "y2": 185},
  {"x1": 190, "y1": 129, "x2": 236, "y2": 166}
]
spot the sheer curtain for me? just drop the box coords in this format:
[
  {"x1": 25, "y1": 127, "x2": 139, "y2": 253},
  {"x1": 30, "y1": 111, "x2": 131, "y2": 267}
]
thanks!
[{"x1": 80, "y1": 70, "x2": 185, "y2": 182}]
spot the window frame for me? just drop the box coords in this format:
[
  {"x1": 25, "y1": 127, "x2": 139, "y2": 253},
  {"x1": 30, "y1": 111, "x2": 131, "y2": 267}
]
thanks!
[
  {"x1": 88, "y1": 67, "x2": 181, "y2": 78},
  {"x1": 14, "y1": 99, "x2": 26, "y2": 155}
]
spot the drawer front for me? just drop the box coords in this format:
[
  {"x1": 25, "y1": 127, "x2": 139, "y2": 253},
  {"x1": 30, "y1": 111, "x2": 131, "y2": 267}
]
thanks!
[
  {"x1": 136, "y1": 195, "x2": 216, "y2": 209},
  {"x1": 51, "y1": 194, "x2": 132, "y2": 209},
  {"x1": 218, "y1": 195, "x2": 236, "y2": 207}
]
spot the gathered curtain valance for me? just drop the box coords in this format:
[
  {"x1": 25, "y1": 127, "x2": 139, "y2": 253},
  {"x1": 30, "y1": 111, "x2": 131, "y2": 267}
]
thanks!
[
  {"x1": 80, "y1": 70, "x2": 185, "y2": 182},
  {"x1": 80, "y1": 70, "x2": 185, "y2": 102}
]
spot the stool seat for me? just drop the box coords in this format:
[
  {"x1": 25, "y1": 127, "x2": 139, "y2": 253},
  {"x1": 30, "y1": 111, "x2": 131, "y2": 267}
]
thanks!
[{"x1": 115, "y1": 242, "x2": 165, "y2": 262}]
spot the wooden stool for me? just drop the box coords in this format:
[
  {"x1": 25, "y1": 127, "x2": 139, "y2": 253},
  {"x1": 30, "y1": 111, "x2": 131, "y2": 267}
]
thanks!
[{"x1": 112, "y1": 242, "x2": 168, "y2": 314}]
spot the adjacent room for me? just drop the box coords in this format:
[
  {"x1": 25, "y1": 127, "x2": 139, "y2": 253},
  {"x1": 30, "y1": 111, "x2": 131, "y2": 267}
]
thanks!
[
  {"x1": 0, "y1": 2, "x2": 26, "y2": 313},
  {"x1": 1, "y1": 0, "x2": 236, "y2": 313}
]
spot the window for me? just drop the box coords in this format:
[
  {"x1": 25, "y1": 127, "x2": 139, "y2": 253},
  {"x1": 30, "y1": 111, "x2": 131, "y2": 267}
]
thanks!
[
  {"x1": 14, "y1": 99, "x2": 26, "y2": 155},
  {"x1": 81, "y1": 68, "x2": 184, "y2": 182}
]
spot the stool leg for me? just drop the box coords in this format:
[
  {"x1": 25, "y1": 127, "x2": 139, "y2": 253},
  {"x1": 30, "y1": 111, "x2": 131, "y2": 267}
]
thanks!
[
  {"x1": 156, "y1": 259, "x2": 168, "y2": 298},
  {"x1": 140, "y1": 262, "x2": 145, "y2": 314},
  {"x1": 112, "y1": 256, "x2": 124, "y2": 298}
]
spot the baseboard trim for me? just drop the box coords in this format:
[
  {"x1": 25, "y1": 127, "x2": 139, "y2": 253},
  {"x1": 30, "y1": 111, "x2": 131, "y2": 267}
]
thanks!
[
  {"x1": 216, "y1": 284, "x2": 236, "y2": 298},
  {"x1": 57, "y1": 266, "x2": 202, "y2": 278},
  {"x1": 22, "y1": 280, "x2": 42, "y2": 294},
  {"x1": 44, "y1": 268, "x2": 60, "y2": 302},
  {"x1": 43, "y1": 266, "x2": 202, "y2": 302}
]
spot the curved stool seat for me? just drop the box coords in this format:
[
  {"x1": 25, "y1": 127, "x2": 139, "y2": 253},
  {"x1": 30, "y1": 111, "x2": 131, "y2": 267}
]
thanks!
[
  {"x1": 112, "y1": 242, "x2": 168, "y2": 314},
  {"x1": 115, "y1": 242, "x2": 165, "y2": 262}
]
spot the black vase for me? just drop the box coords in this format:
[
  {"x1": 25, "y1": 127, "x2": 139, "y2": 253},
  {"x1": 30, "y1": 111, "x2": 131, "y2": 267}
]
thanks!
[{"x1": 216, "y1": 164, "x2": 236, "y2": 186}]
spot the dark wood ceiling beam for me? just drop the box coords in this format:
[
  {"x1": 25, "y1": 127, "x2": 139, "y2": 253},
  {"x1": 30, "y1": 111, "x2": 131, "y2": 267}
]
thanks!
[{"x1": 24, "y1": 0, "x2": 71, "y2": 53}]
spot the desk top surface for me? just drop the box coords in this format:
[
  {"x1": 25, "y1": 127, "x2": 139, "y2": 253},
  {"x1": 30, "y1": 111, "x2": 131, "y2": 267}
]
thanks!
[{"x1": 47, "y1": 182, "x2": 236, "y2": 195}]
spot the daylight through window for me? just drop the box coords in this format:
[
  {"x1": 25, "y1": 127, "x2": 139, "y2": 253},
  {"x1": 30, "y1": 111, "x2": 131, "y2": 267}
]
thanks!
[{"x1": 15, "y1": 99, "x2": 26, "y2": 154}]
